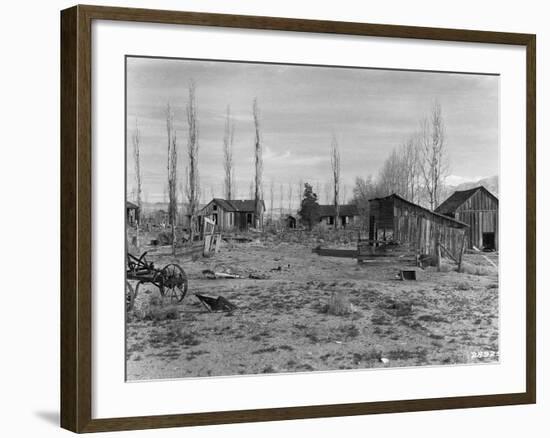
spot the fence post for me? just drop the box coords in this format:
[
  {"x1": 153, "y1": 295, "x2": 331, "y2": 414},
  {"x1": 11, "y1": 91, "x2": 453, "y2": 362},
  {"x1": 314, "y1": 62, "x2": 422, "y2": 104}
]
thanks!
[
  {"x1": 435, "y1": 227, "x2": 441, "y2": 271},
  {"x1": 457, "y1": 231, "x2": 466, "y2": 272}
]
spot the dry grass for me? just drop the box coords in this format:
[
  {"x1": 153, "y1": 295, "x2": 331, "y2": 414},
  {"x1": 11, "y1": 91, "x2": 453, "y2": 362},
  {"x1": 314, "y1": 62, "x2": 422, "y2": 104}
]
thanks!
[{"x1": 125, "y1": 239, "x2": 499, "y2": 380}]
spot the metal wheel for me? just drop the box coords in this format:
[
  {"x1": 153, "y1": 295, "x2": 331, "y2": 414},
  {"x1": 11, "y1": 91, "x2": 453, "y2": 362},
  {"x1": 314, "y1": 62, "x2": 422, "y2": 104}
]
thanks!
[
  {"x1": 126, "y1": 281, "x2": 135, "y2": 311},
  {"x1": 160, "y1": 264, "x2": 188, "y2": 303}
]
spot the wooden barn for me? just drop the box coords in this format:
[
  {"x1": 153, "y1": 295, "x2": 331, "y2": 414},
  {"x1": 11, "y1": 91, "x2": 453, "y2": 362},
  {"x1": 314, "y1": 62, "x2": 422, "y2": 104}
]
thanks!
[
  {"x1": 198, "y1": 198, "x2": 265, "y2": 231},
  {"x1": 368, "y1": 194, "x2": 469, "y2": 261},
  {"x1": 435, "y1": 186, "x2": 499, "y2": 251}
]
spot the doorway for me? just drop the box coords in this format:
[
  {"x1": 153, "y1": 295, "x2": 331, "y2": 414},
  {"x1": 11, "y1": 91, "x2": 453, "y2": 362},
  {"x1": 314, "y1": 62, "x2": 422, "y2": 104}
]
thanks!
[{"x1": 482, "y1": 232, "x2": 495, "y2": 250}]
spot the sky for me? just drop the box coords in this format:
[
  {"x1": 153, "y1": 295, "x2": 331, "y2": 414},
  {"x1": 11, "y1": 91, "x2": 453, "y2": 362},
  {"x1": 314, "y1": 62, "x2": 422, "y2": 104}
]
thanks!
[{"x1": 126, "y1": 56, "x2": 499, "y2": 207}]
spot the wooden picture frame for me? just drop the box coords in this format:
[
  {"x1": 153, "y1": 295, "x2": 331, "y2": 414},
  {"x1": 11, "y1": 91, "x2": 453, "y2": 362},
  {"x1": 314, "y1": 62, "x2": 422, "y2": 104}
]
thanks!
[{"x1": 60, "y1": 4, "x2": 536, "y2": 433}]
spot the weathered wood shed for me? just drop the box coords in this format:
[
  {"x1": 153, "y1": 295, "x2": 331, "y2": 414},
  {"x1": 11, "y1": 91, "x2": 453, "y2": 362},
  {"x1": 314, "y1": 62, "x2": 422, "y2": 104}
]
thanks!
[
  {"x1": 368, "y1": 194, "x2": 469, "y2": 261},
  {"x1": 436, "y1": 186, "x2": 498, "y2": 251},
  {"x1": 198, "y1": 198, "x2": 265, "y2": 232},
  {"x1": 126, "y1": 201, "x2": 139, "y2": 225}
]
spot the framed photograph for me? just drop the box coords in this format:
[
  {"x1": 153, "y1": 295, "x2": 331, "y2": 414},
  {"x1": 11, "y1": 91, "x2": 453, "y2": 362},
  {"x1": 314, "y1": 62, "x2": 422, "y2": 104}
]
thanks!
[{"x1": 60, "y1": 5, "x2": 536, "y2": 433}]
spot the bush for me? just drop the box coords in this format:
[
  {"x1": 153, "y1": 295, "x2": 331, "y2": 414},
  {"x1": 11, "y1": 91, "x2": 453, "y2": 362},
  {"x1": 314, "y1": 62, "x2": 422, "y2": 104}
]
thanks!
[
  {"x1": 324, "y1": 291, "x2": 353, "y2": 316},
  {"x1": 454, "y1": 281, "x2": 471, "y2": 291},
  {"x1": 132, "y1": 295, "x2": 180, "y2": 321},
  {"x1": 460, "y1": 262, "x2": 494, "y2": 276}
]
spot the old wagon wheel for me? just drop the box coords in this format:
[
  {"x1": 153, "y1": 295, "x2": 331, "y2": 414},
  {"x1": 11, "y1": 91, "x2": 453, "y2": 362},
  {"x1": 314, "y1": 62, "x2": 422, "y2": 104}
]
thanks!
[
  {"x1": 160, "y1": 264, "x2": 188, "y2": 303},
  {"x1": 126, "y1": 281, "x2": 135, "y2": 311}
]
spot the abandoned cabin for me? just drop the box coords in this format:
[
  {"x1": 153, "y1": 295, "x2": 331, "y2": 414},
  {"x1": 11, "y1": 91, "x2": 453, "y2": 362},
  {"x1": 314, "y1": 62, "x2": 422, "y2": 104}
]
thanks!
[
  {"x1": 318, "y1": 204, "x2": 359, "y2": 228},
  {"x1": 198, "y1": 199, "x2": 266, "y2": 231},
  {"x1": 435, "y1": 186, "x2": 499, "y2": 251},
  {"x1": 126, "y1": 201, "x2": 139, "y2": 225},
  {"x1": 368, "y1": 194, "x2": 469, "y2": 260}
]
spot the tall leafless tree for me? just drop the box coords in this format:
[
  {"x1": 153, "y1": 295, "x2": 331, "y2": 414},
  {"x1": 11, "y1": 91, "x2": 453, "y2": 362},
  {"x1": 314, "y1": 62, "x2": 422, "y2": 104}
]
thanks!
[
  {"x1": 330, "y1": 134, "x2": 341, "y2": 229},
  {"x1": 222, "y1": 105, "x2": 235, "y2": 199},
  {"x1": 279, "y1": 182, "x2": 284, "y2": 220},
  {"x1": 132, "y1": 117, "x2": 142, "y2": 248},
  {"x1": 269, "y1": 180, "x2": 275, "y2": 221},
  {"x1": 419, "y1": 101, "x2": 449, "y2": 210},
  {"x1": 185, "y1": 81, "x2": 200, "y2": 241},
  {"x1": 287, "y1": 182, "x2": 293, "y2": 214},
  {"x1": 402, "y1": 135, "x2": 422, "y2": 203},
  {"x1": 165, "y1": 104, "x2": 178, "y2": 255},
  {"x1": 377, "y1": 134, "x2": 422, "y2": 204},
  {"x1": 323, "y1": 182, "x2": 331, "y2": 204},
  {"x1": 296, "y1": 179, "x2": 304, "y2": 209},
  {"x1": 252, "y1": 99, "x2": 263, "y2": 228}
]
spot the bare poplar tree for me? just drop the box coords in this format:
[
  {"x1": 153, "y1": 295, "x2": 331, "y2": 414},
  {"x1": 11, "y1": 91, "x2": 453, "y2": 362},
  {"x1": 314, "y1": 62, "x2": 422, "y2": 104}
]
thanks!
[
  {"x1": 402, "y1": 135, "x2": 422, "y2": 203},
  {"x1": 269, "y1": 180, "x2": 275, "y2": 221},
  {"x1": 419, "y1": 101, "x2": 449, "y2": 210},
  {"x1": 323, "y1": 182, "x2": 331, "y2": 204},
  {"x1": 287, "y1": 182, "x2": 293, "y2": 214},
  {"x1": 223, "y1": 105, "x2": 235, "y2": 199},
  {"x1": 132, "y1": 117, "x2": 142, "y2": 248},
  {"x1": 296, "y1": 179, "x2": 303, "y2": 209},
  {"x1": 165, "y1": 104, "x2": 178, "y2": 255},
  {"x1": 330, "y1": 134, "x2": 341, "y2": 229},
  {"x1": 252, "y1": 99, "x2": 263, "y2": 228},
  {"x1": 279, "y1": 182, "x2": 284, "y2": 219},
  {"x1": 185, "y1": 81, "x2": 200, "y2": 241}
]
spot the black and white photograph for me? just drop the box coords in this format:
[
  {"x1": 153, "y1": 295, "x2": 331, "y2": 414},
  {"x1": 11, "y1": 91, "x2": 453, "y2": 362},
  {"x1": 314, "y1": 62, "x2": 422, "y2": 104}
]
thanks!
[{"x1": 124, "y1": 56, "x2": 500, "y2": 381}]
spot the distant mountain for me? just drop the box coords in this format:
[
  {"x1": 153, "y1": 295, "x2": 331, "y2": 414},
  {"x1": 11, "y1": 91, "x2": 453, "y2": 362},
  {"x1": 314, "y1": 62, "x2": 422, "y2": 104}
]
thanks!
[{"x1": 446, "y1": 175, "x2": 498, "y2": 197}]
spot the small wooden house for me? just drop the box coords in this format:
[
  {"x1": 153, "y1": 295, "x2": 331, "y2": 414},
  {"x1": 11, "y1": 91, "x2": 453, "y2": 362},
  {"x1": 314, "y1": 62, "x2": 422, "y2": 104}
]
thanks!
[
  {"x1": 368, "y1": 194, "x2": 468, "y2": 260},
  {"x1": 436, "y1": 186, "x2": 499, "y2": 250},
  {"x1": 318, "y1": 204, "x2": 359, "y2": 228},
  {"x1": 198, "y1": 198, "x2": 265, "y2": 231},
  {"x1": 126, "y1": 201, "x2": 139, "y2": 225}
]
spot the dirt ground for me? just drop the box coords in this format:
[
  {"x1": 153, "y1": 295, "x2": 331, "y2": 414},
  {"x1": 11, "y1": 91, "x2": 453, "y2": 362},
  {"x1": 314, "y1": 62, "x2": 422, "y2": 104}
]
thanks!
[{"x1": 125, "y1": 236, "x2": 499, "y2": 381}]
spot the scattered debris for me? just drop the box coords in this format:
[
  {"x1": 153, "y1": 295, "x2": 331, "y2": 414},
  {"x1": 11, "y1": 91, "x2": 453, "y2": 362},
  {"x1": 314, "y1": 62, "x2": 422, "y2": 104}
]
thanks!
[
  {"x1": 249, "y1": 273, "x2": 269, "y2": 280},
  {"x1": 194, "y1": 293, "x2": 238, "y2": 312},
  {"x1": 270, "y1": 264, "x2": 291, "y2": 272},
  {"x1": 202, "y1": 269, "x2": 242, "y2": 279}
]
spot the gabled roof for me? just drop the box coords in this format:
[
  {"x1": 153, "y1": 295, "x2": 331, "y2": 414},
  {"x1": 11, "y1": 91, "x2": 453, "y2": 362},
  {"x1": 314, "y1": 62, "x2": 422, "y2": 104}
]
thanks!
[
  {"x1": 227, "y1": 199, "x2": 266, "y2": 212},
  {"x1": 435, "y1": 186, "x2": 498, "y2": 215},
  {"x1": 369, "y1": 193, "x2": 469, "y2": 228},
  {"x1": 201, "y1": 198, "x2": 266, "y2": 213},
  {"x1": 126, "y1": 201, "x2": 138, "y2": 209},
  {"x1": 318, "y1": 204, "x2": 359, "y2": 217}
]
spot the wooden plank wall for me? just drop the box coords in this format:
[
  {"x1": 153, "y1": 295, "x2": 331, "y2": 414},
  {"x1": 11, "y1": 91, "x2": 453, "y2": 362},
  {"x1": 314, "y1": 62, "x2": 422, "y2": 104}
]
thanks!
[
  {"x1": 370, "y1": 197, "x2": 467, "y2": 261},
  {"x1": 455, "y1": 189, "x2": 498, "y2": 250}
]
